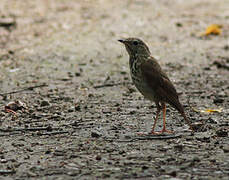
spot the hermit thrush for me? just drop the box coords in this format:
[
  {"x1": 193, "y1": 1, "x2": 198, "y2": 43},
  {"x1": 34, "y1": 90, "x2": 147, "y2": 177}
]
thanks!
[{"x1": 118, "y1": 38, "x2": 194, "y2": 134}]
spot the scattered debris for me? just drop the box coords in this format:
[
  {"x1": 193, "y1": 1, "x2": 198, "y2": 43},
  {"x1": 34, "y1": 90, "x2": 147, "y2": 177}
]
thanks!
[{"x1": 5, "y1": 100, "x2": 27, "y2": 115}]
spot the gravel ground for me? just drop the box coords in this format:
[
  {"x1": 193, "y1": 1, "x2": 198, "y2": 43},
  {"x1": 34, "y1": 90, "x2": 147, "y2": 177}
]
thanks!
[{"x1": 0, "y1": 0, "x2": 229, "y2": 179}]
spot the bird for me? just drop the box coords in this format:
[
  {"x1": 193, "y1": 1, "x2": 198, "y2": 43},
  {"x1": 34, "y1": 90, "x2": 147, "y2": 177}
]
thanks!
[{"x1": 118, "y1": 37, "x2": 194, "y2": 134}]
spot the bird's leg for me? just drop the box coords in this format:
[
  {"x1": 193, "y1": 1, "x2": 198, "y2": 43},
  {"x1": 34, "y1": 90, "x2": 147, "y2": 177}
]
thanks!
[
  {"x1": 158, "y1": 103, "x2": 173, "y2": 134},
  {"x1": 137, "y1": 103, "x2": 161, "y2": 135},
  {"x1": 150, "y1": 103, "x2": 161, "y2": 134}
]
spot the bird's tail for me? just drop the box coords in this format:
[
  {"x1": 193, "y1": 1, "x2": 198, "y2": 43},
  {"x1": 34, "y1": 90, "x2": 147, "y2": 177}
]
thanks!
[{"x1": 170, "y1": 99, "x2": 194, "y2": 132}]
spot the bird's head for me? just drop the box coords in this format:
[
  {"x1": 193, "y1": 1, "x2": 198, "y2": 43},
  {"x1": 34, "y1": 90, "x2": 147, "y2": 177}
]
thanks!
[{"x1": 118, "y1": 38, "x2": 151, "y2": 57}]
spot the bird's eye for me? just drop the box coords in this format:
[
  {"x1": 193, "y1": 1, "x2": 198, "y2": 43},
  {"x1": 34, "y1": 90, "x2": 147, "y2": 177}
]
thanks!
[{"x1": 133, "y1": 41, "x2": 138, "y2": 46}]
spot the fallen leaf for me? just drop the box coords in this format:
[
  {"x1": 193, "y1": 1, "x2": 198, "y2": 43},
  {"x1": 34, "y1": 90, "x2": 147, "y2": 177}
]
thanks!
[
  {"x1": 201, "y1": 24, "x2": 222, "y2": 36},
  {"x1": 192, "y1": 107, "x2": 222, "y2": 113},
  {"x1": 204, "y1": 109, "x2": 222, "y2": 113}
]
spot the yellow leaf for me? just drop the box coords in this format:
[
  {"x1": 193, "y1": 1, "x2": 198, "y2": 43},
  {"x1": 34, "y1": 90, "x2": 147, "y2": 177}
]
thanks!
[
  {"x1": 192, "y1": 107, "x2": 222, "y2": 113},
  {"x1": 205, "y1": 109, "x2": 222, "y2": 113},
  {"x1": 201, "y1": 24, "x2": 222, "y2": 36}
]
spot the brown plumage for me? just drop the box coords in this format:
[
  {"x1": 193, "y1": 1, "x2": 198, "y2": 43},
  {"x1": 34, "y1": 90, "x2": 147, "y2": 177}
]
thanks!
[{"x1": 118, "y1": 37, "x2": 194, "y2": 134}]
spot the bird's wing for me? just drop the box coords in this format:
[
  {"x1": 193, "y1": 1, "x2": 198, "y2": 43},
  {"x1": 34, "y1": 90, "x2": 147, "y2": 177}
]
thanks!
[{"x1": 140, "y1": 57, "x2": 183, "y2": 111}]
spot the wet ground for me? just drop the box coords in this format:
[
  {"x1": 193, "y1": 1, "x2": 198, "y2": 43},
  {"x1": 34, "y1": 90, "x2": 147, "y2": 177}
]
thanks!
[{"x1": 0, "y1": 0, "x2": 229, "y2": 179}]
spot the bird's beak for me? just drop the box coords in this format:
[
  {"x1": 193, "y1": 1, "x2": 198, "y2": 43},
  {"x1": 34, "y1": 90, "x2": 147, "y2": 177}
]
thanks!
[{"x1": 118, "y1": 39, "x2": 126, "y2": 43}]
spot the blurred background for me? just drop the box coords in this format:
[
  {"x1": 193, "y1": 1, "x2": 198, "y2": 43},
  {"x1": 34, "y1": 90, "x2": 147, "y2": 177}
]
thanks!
[{"x1": 0, "y1": 0, "x2": 228, "y2": 88}]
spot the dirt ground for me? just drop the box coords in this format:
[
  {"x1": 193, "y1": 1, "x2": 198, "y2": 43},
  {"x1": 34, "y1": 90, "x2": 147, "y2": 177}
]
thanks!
[{"x1": 0, "y1": 0, "x2": 229, "y2": 179}]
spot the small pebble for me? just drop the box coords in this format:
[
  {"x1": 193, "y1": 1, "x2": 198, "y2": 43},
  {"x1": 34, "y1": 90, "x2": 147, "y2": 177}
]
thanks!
[
  {"x1": 91, "y1": 131, "x2": 102, "y2": 138},
  {"x1": 40, "y1": 100, "x2": 50, "y2": 107},
  {"x1": 216, "y1": 129, "x2": 228, "y2": 137},
  {"x1": 222, "y1": 146, "x2": 229, "y2": 153}
]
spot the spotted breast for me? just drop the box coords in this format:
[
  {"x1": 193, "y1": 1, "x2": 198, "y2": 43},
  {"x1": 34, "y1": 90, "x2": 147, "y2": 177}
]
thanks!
[{"x1": 129, "y1": 56, "x2": 156, "y2": 101}]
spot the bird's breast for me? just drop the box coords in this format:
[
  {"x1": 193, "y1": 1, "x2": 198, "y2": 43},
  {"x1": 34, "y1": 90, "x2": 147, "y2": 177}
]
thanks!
[
  {"x1": 130, "y1": 61, "x2": 157, "y2": 101},
  {"x1": 130, "y1": 65, "x2": 156, "y2": 101}
]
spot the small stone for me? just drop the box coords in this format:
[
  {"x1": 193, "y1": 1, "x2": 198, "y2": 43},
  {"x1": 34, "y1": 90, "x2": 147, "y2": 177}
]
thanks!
[
  {"x1": 141, "y1": 165, "x2": 149, "y2": 170},
  {"x1": 218, "y1": 91, "x2": 226, "y2": 97},
  {"x1": 75, "y1": 105, "x2": 81, "y2": 111},
  {"x1": 40, "y1": 100, "x2": 50, "y2": 106},
  {"x1": 120, "y1": 71, "x2": 127, "y2": 75},
  {"x1": 213, "y1": 97, "x2": 224, "y2": 104},
  {"x1": 129, "y1": 110, "x2": 136, "y2": 114},
  {"x1": 63, "y1": 96, "x2": 72, "y2": 102},
  {"x1": 8, "y1": 50, "x2": 14, "y2": 54},
  {"x1": 0, "y1": 17, "x2": 16, "y2": 28},
  {"x1": 60, "y1": 77, "x2": 70, "y2": 81},
  {"x1": 195, "y1": 134, "x2": 211, "y2": 143},
  {"x1": 222, "y1": 146, "x2": 229, "y2": 153},
  {"x1": 223, "y1": 45, "x2": 229, "y2": 50},
  {"x1": 45, "y1": 150, "x2": 52, "y2": 154},
  {"x1": 216, "y1": 128, "x2": 228, "y2": 137},
  {"x1": 192, "y1": 156, "x2": 200, "y2": 162},
  {"x1": 88, "y1": 93, "x2": 94, "y2": 98},
  {"x1": 29, "y1": 109, "x2": 34, "y2": 113},
  {"x1": 191, "y1": 122, "x2": 204, "y2": 132},
  {"x1": 119, "y1": 150, "x2": 125, "y2": 155},
  {"x1": 95, "y1": 155, "x2": 102, "y2": 160},
  {"x1": 174, "y1": 144, "x2": 184, "y2": 151},
  {"x1": 68, "y1": 107, "x2": 74, "y2": 112},
  {"x1": 176, "y1": 22, "x2": 183, "y2": 27},
  {"x1": 203, "y1": 66, "x2": 211, "y2": 71},
  {"x1": 101, "y1": 173, "x2": 110, "y2": 178},
  {"x1": 167, "y1": 170, "x2": 177, "y2": 177},
  {"x1": 116, "y1": 107, "x2": 121, "y2": 111},
  {"x1": 91, "y1": 131, "x2": 102, "y2": 138},
  {"x1": 207, "y1": 117, "x2": 218, "y2": 124}
]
